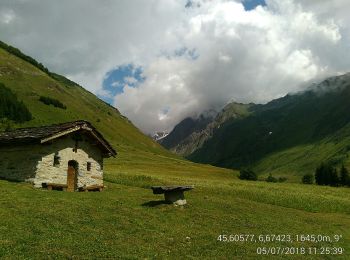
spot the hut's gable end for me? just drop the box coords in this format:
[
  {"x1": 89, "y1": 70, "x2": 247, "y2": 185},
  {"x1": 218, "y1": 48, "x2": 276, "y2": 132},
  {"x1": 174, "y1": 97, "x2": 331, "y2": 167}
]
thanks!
[{"x1": 34, "y1": 134, "x2": 104, "y2": 188}]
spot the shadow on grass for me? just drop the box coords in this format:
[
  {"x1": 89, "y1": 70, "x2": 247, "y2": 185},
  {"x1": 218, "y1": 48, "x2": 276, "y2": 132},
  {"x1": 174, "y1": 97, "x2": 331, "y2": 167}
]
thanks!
[
  {"x1": 141, "y1": 200, "x2": 170, "y2": 207},
  {"x1": 0, "y1": 177, "x2": 22, "y2": 183}
]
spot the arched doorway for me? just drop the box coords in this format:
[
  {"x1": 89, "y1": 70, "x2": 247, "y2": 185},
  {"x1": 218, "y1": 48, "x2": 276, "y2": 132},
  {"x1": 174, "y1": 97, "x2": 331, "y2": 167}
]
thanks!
[{"x1": 67, "y1": 160, "x2": 79, "y2": 192}]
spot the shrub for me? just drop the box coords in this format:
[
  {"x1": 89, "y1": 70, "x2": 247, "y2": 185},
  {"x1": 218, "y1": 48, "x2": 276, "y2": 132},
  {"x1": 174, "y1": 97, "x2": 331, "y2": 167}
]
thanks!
[
  {"x1": 239, "y1": 168, "x2": 257, "y2": 181},
  {"x1": 329, "y1": 168, "x2": 340, "y2": 187},
  {"x1": 266, "y1": 174, "x2": 278, "y2": 183},
  {"x1": 0, "y1": 118, "x2": 15, "y2": 131},
  {"x1": 315, "y1": 163, "x2": 330, "y2": 185},
  {"x1": 39, "y1": 96, "x2": 66, "y2": 109},
  {"x1": 278, "y1": 177, "x2": 287, "y2": 183},
  {"x1": 315, "y1": 163, "x2": 340, "y2": 187},
  {"x1": 302, "y1": 174, "x2": 314, "y2": 184},
  {"x1": 0, "y1": 83, "x2": 32, "y2": 123},
  {"x1": 340, "y1": 165, "x2": 350, "y2": 187}
]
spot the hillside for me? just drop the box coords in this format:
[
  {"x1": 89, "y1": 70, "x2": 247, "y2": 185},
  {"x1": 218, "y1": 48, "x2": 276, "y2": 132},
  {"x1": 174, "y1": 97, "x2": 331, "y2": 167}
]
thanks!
[
  {"x1": 160, "y1": 103, "x2": 251, "y2": 156},
  {"x1": 0, "y1": 43, "x2": 185, "y2": 168},
  {"x1": 188, "y1": 73, "x2": 350, "y2": 178}
]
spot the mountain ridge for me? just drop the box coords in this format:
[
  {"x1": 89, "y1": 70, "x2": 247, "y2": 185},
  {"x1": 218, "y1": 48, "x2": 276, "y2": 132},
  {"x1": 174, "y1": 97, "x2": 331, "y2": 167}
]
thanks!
[
  {"x1": 162, "y1": 73, "x2": 350, "y2": 177},
  {"x1": 159, "y1": 102, "x2": 252, "y2": 156}
]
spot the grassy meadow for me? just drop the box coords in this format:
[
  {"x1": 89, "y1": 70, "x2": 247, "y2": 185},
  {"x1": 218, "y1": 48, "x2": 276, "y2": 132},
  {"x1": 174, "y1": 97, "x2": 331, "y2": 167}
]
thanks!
[{"x1": 1, "y1": 159, "x2": 349, "y2": 259}]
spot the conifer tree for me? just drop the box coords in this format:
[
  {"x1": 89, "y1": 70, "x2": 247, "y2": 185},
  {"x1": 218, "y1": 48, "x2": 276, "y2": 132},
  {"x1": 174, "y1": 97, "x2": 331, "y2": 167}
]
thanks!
[
  {"x1": 340, "y1": 164, "x2": 350, "y2": 186},
  {"x1": 0, "y1": 83, "x2": 32, "y2": 123},
  {"x1": 315, "y1": 163, "x2": 326, "y2": 185},
  {"x1": 329, "y1": 167, "x2": 339, "y2": 186}
]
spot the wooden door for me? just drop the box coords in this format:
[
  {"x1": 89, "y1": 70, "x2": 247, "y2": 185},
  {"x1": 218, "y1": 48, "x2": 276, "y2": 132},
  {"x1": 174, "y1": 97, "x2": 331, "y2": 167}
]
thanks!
[{"x1": 67, "y1": 166, "x2": 76, "y2": 192}]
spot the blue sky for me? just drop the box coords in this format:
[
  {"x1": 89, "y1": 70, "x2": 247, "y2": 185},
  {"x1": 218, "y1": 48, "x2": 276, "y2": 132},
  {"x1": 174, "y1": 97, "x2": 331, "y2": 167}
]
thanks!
[
  {"x1": 101, "y1": 64, "x2": 144, "y2": 104},
  {"x1": 242, "y1": 0, "x2": 266, "y2": 11},
  {"x1": 101, "y1": 47, "x2": 198, "y2": 105},
  {"x1": 185, "y1": 0, "x2": 266, "y2": 11}
]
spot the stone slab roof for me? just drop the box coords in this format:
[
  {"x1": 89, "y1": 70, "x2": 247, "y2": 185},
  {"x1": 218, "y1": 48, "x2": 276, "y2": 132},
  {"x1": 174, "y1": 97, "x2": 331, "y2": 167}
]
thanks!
[{"x1": 0, "y1": 120, "x2": 117, "y2": 157}]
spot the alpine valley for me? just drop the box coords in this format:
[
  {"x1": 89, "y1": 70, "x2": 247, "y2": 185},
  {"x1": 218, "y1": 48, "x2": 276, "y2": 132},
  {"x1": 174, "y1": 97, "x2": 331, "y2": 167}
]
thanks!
[
  {"x1": 0, "y1": 40, "x2": 349, "y2": 259},
  {"x1": 160, "y1": 73, "x2": 350, "y2": 180}
]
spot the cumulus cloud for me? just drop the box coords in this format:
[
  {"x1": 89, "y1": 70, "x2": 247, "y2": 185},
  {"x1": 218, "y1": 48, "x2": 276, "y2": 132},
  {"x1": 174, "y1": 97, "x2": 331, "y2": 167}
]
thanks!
[
  {"x1": 117, "y1": 0, "x2": 350, "y2": 133},
  {"x1": 0, "y1": 0, "x2": 186, "y2": 91},
  {"x1": 1, "y1": 0, "x2": 350, "y2": 134}
]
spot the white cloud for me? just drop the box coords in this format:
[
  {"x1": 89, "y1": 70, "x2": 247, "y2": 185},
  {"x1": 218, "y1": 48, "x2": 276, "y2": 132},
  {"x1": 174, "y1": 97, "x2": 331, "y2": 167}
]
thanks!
[
  {"x1": 111, "y1": 81, "x2": 123, "y2": 88},
  {"x1": 0, "y1": 9, "x2": 15, "y2": 24},
  {"x1": 117, "y1": 0, "x2": 349, "y2": 133},
  {"x1": 1, "y1": 0, "x2": 350, "y2": 134},
  {"x1": 123, "y1": 76, "x2": 138, "y2": 85}
]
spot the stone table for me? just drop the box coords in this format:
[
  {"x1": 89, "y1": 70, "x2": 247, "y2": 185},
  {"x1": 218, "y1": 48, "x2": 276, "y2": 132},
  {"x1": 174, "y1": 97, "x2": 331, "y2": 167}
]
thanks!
[{"x1": 151, "y1": 185, "x2": 194, "y2": 206}]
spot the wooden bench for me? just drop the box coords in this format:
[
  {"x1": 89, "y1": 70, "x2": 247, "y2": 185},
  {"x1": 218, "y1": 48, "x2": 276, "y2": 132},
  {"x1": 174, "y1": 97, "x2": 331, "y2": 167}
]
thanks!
[
  {"x1": 151, "y1": 186, "x2": 194, "y2": 205},
  {"x1": 43, "y1": 183, "x2": 68, "y2": 191},
  {"x1": 78, "y1": 185, "x2": 104, "y2": 192}
]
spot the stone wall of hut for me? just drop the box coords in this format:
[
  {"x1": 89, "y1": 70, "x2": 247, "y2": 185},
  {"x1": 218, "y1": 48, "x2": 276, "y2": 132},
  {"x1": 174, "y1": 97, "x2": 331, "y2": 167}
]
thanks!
[{"x1": 0, "y1": 133, "x2": 104, "y2": 188}]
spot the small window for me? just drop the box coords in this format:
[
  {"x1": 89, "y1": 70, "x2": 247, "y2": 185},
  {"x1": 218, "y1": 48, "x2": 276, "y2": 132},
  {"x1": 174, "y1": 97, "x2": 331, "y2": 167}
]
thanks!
[
  {"x1": 87, "y1": 162, "x2": 92, "y2": 171},
  {"x1": 53, "y1": 153, "x2": 60, "y2": 167}
]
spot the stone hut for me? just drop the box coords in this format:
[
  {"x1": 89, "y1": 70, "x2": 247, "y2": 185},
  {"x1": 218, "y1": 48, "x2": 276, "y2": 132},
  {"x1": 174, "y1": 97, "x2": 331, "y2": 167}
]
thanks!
[{"x1": 0, "y1": 120, "x2": 116, "y2": 191}]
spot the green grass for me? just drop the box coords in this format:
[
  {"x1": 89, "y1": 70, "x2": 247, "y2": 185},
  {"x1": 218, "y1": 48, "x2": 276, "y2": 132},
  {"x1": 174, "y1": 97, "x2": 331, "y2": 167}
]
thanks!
[
  {"x1": 254, "y1": 124, "x2": 350, "y2": 181},
  {"x1": 0, "y1": 163, "x2": 349, "y2": 259}
]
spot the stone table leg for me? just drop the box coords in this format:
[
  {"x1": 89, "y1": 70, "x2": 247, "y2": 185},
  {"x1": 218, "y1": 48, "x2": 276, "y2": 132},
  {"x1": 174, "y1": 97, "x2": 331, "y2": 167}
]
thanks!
[{"x1": 164, "y1": 190, "x2": 187, "y2": 206}]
